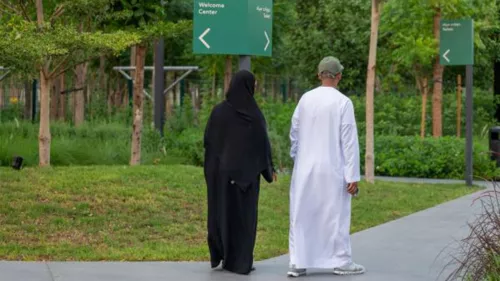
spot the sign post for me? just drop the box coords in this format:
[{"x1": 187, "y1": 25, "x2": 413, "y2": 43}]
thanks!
[
  {"x1": 440, "y1": 19, "x2": 474, "y2": 186},
  {"x1": 239, "y1": 55, "x2": 251, "y2": 71},
  {"x1": 193, "y1": 0, "x2": 273, "y2": 70}
]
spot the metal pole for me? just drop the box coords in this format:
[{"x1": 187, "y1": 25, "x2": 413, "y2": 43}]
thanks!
[
  {"x1": 32, "y1": 79, "x2": 37, "y2": 123},
  {"x1": 154, "y1": 38, "x2": 165, "y2": 135},
  {"x1": 239, "y1": 55, "x2": 251, "y2": 71},
  {"x1": 465, "y1": 65, "x2": 473, "y2": 186}
]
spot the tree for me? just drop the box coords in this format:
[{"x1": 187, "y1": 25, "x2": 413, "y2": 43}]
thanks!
[
  {"x1": 380, "y1": 0, "x2": 495, "y2": 138},
  {"x1": 431, "y1": 5, "x2": 444, "y2": 137},
  {"x1": 130, "y1": 43, "x2": 146, "y2": 165},
  {"x1": 107, "y1": 0, "x2": 191, "y2": 165},
  {"x1": 288, "y1": 0, "x2": 370, "y2": 91},
  {"x1": 0, "y1": 0, "x2": 140, "y2": 166},
  {"x1": 365, "y1": 0, "x2": 383, "y2": 184},
  {"x1": 380, "y1": 0, "x2": 436, "y2": 138}
]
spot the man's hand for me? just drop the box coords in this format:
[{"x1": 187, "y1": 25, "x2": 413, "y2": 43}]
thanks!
[
  {"x1": 347, "y1": 182, "x2": 358, "y2": 195},
  {"x1": 273, "y1": 172, "x2": 278, "y2": 182}
]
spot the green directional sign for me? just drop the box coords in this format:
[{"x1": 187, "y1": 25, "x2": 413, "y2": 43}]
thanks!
[
  {"x1": 193, "y1": 0, "x2": 273, "y2": 57},
  {"x1": 439, "y1": 19, "x2": 474, "y2": 66}
]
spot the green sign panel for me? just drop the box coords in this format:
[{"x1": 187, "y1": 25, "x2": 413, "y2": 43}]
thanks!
[
  {"x1": 193, "y1": 0, "x2": 273, "y2": 56},
  {"x1": 439, "y1": 19, "x2": 474, "y2": 66}
]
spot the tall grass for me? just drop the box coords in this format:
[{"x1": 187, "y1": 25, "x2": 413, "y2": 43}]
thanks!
[
  {"x1": 0, "y1": 121, "x2": 185, "y2": 167},
  {"x1": 446, "y1": 182, "x2": 500, "y2": 281}
]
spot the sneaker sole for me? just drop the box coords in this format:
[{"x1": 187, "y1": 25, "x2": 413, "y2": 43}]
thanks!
[
  {"x1": 333, "y1": 268, "x2": 366, "y2": 276},
  {"x1": 287, "y1": 271, "x2": 306, "y2": 277}
]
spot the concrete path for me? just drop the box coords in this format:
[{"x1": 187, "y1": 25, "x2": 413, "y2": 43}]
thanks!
[{"x1": 0, "y1": 179, "x2": 493, "y2": 281}]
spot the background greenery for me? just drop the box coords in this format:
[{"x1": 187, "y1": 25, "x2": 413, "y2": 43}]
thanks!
[{"x1": 1, "y1": 90, "x2": 498, "y2": 179}]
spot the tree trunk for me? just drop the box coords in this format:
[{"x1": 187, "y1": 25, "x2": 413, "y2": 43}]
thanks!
[
  {"x1": 39, "y1": 70, "x2": 51, "y2": 167},
  {"x1": 58, "y1": 74, "x2": 66, "y2": 121},
  {"x1": 130, "y1": 44, "x2": 146, "y2": 166},
  {"x1": 432, "y1": 7, "x2": 444, "y2": 138},
  {"x1": 364, "y1": 0, "x2": 381, "y2": 184},
  {"x1": 36, "y1": 0, "x2": 44, "y2": 26},
  {"x1": 418, "y1": 77, "x2": 428, "y2": 139},
  {"x1": 24, "y1": 81, "x2": 31, "y2": 119},
  {"x1": 457, "y1": 75, "x2": 462, "y2": 137},
  {"x1": 74, "y1": 63, "x2": 88, "y2": 126},
  {"x1": 224, "y1": 56, "x2": 232, "y2": 93},
  {"x1": 36, "y1": 0, "x2": 51, "y2": 166}
]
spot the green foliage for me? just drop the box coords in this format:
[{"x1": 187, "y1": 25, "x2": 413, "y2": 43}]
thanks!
[
  {"x1": 0, "y1": 4, "x2": 141, "y2": 77},
  {"x1": 365, "y1": 136, "x2": 497, "y2": 179},
  {"x1": 288, "y1": 0, "x2": 370, "y2": 90},
  {"x1": 0, "y1": 122, "x2": 184, "y2": 167},
  {"x1": 159, "y1": 92, "x2": 498, "y2": 179},
  {"x1": 109, "y1": 0, "x2": 164, "y2": 27},
  {"x1": 351, "y1": 89, "x2": 498, "y2": 137},
  {"x1": 1, "y1": 88, "x2": 498, "y2": 178},
  {"x1": 380, "y1": 0, "x2": 499, "y2": 90}
]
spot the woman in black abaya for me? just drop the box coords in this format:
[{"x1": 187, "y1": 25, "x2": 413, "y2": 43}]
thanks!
[{"x1": 204, "y1": 70, "x2": 275, "y2": 275}]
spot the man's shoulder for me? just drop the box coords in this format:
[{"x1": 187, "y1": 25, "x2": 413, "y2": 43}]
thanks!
[
  {"x1": 304, "y1": 87, "x2": 352, "y2": 102},
  {"x1": 300, "y1": 87, "x2": 324, "y2": 100},
  {"x1": 332, "y1": 88, "x2": 354, "y2": 106}
]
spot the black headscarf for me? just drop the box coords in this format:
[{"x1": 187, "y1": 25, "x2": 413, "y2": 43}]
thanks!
[
  {"x1": 204, "y1": 70, "x2": 274, "y2": 184},
  {"x1": 225, "y1": 70, "x2": 260, "y2": 123}
]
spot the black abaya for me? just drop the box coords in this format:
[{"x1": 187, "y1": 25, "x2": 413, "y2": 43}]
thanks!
[{"x1": 204, "y1": 70, "x2": 274, "y2": 275}]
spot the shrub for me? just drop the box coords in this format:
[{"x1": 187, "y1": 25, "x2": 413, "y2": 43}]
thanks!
[{"x1": 365, "y1": 136, "x2": 498, "y2": 180}]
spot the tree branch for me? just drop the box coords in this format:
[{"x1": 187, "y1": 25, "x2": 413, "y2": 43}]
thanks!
[
  {"x1": 19, "y1": 2, "x2": 32, "y2": 22},
  {"x1": 0, "y1": 1, "x2": 19, "y2": 15},
  {"x1": 44, "y1": 57, "x2": 52, "y2": 75},
  {"x1": 52, "y1": 59, "x2": 91, "y2": 80},
  {"x1": 0, "y1": 6, "x2": 12, "y2": 15},
  {"x1": 48, "y1": 55, "x2": 70, "y2": 79},
  {"x1": 49, "y1": 4, "x2": 65, "y2": 25}
]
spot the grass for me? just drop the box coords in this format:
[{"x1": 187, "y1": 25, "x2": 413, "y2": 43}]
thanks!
[
  {"x1": 0, "y1": 121, "x2": 187, "y2": 167},
  {"x1": 0, "y1": 165, "x2": 480, "y2": 261}
]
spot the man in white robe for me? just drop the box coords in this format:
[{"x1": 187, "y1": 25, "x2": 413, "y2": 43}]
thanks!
[{"x1": 287, "y1": 56, "x2": 365, "y2": 277}]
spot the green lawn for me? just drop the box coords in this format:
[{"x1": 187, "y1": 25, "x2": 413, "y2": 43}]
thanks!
[{"x1": 0, "y1": 165, "x2": 478, "y2": 261}]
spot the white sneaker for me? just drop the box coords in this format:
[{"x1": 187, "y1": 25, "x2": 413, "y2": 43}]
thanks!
[
  {"x1": 287, "y1": 265, "x2": 306, "y2": 277},
  {"x1": 333, "y1": 262, "x2": 366, "y2": 275}
]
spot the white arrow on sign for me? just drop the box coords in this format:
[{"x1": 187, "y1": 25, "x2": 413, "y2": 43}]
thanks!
[
  {"x1": 443, "y1": 49, "x2": 450, "y2": 63},
  {"x1": 199, "y1": 28, "x2": 211, "y2": 49},
  {"x1": 264, "y1": 31, "x2": 270, "y2": 51}
]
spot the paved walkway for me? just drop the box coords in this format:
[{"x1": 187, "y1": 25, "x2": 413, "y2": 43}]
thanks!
[{"x1": 0, "y1": 179, "x2": 493, "y2": 281}]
